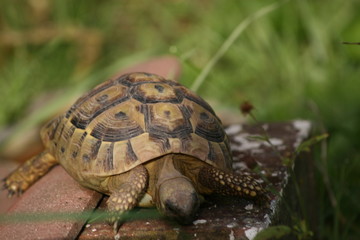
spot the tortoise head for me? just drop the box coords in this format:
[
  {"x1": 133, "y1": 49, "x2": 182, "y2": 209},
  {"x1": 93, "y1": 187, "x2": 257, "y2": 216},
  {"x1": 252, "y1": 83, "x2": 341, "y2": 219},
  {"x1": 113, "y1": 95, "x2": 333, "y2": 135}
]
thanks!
[{"x1": 157, "y1": 176, "x2": 200, "y2": 224}]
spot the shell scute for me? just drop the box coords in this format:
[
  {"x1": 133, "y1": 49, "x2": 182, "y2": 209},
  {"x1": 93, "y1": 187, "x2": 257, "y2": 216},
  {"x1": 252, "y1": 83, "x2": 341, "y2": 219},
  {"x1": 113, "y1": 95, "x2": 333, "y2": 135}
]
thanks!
[
  {"x1": 131, "y1": 83, "x2": 184, "y2": 104},
  {"x1": 69, "y1": 84, "x2": 129, "y2": 130},
  {"x1": 87, "y1": 99, "x2": 145, "y2": 142},
  {"x1": 141, "y1": 103, "x2": 193, "y2": 139}
]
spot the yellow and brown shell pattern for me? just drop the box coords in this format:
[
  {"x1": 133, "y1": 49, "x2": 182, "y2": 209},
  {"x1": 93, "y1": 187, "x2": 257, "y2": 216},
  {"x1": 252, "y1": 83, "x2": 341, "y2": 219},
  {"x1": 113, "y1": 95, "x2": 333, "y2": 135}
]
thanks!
[{"x1": 43, "y1": 73, "x2": 232, "y2": 178}]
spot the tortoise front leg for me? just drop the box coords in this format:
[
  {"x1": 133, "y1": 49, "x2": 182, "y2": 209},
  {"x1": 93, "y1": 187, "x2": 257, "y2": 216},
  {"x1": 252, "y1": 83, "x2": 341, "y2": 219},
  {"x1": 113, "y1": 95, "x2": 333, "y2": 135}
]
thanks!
[
  {"x1": 2, "y1": 151, "x2": 57, "y2": 197},
  {"x1": 198, "y1": 165, "x2": 268, "y2": 203},
  {"x1": 107, "y1": 165, "x2": 148, "y2": 233}
]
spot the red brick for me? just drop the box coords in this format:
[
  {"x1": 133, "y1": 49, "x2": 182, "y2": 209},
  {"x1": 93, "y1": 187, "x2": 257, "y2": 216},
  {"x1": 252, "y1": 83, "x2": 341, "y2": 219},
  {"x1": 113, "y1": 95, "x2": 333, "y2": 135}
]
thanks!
[{"x1": 0, "y1": 166, "x2": 102, "y2": 240}]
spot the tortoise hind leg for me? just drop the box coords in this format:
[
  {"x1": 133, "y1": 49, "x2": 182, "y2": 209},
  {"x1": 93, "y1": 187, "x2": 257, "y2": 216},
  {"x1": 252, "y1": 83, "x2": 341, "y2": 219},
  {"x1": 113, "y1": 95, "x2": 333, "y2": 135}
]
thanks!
[
  {"x1": 107, "y1": 165, "x2": 148, "y2": 233},
  {"x1": 198, "y1": 165, "x2": 269, "y2": 203},
  {"x1": 2, "y1": 151, "x2": 57, "y2": 197}
]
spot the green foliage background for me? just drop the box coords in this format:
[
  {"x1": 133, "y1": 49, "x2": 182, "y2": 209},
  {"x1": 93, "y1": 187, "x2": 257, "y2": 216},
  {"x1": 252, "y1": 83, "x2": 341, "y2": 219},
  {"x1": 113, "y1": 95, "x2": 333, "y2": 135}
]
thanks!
[{"x1": 0, "y1": 0, "x2": 359, "y2": 239}]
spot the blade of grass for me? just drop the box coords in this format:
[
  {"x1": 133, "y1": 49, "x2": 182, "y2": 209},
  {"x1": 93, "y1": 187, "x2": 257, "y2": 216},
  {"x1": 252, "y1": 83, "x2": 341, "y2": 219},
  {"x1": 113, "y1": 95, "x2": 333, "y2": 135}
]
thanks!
[
  {"x1": 0, "y1": 209, "x2": 161, "y2": 223},
  {"x1": 190, "y1": 0, "x2": 289, "y2": 92}
]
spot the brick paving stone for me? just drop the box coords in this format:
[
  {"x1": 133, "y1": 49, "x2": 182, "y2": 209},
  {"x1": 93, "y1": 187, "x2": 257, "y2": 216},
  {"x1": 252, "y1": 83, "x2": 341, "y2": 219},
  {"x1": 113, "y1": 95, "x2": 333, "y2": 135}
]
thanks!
[{"x1": 0, "y1": 166, "x2": 103, "y2": 240}]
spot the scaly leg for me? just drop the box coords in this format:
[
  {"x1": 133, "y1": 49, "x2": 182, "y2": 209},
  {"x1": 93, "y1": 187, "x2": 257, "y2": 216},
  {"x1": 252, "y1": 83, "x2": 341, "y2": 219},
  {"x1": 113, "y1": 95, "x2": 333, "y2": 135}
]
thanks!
[
  {"x1": 198, "y1": 165, "x2": 269, "y2": 203},
  {"x1": 107, "y1": 165, "x2": 148, "y2": 233},
  {"x1": 2, "y1": 151, "x2": 57, "y2": 197}
]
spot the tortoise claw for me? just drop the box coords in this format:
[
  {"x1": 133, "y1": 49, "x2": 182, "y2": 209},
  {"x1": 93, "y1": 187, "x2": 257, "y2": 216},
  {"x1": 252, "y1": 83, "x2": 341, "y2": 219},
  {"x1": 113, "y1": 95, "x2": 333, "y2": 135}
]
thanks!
[
  {"x1": 113, "y1": 221, "x2": 121, "y2": 234},
  {"x1": 106, "y1": 212, "x2": 123, "y2": 235},
  {"x1": 2, "y1": 176, "x2": 25, "y2": 198},
  {"x1": 17, "y1": 188, "x2": 24, "y2": 196},
  {"x1": 7, "y1": 190, "x2": 15, "y2": 198}
]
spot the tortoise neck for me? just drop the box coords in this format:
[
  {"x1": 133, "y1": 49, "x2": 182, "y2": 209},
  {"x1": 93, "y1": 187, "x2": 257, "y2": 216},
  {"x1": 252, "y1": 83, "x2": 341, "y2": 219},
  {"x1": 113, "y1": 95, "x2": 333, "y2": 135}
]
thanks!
[{"x1": 155, "y1": 154, "x2": 189, "y2": 189}]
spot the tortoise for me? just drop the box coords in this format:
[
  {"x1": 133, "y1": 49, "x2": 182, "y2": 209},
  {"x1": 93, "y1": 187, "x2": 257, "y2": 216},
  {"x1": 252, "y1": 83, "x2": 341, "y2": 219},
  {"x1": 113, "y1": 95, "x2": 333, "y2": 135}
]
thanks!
[{"x1": 3, "y1": 72, "x2": 267, "y2": 231}]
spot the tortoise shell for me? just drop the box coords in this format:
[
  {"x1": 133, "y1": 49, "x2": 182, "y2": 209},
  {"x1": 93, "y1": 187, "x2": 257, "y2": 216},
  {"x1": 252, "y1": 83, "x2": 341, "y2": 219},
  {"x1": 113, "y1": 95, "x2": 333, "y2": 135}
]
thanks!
[{"x1": 43, "y1": 73, "x2": 232, "y2": 177}]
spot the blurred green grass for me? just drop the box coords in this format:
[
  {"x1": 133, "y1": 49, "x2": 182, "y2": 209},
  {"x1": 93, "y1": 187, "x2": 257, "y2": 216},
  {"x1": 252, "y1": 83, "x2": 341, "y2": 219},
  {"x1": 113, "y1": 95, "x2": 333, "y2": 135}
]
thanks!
[{"x1": 0, "y1": 0, "x2": 359, "y2": 239}]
